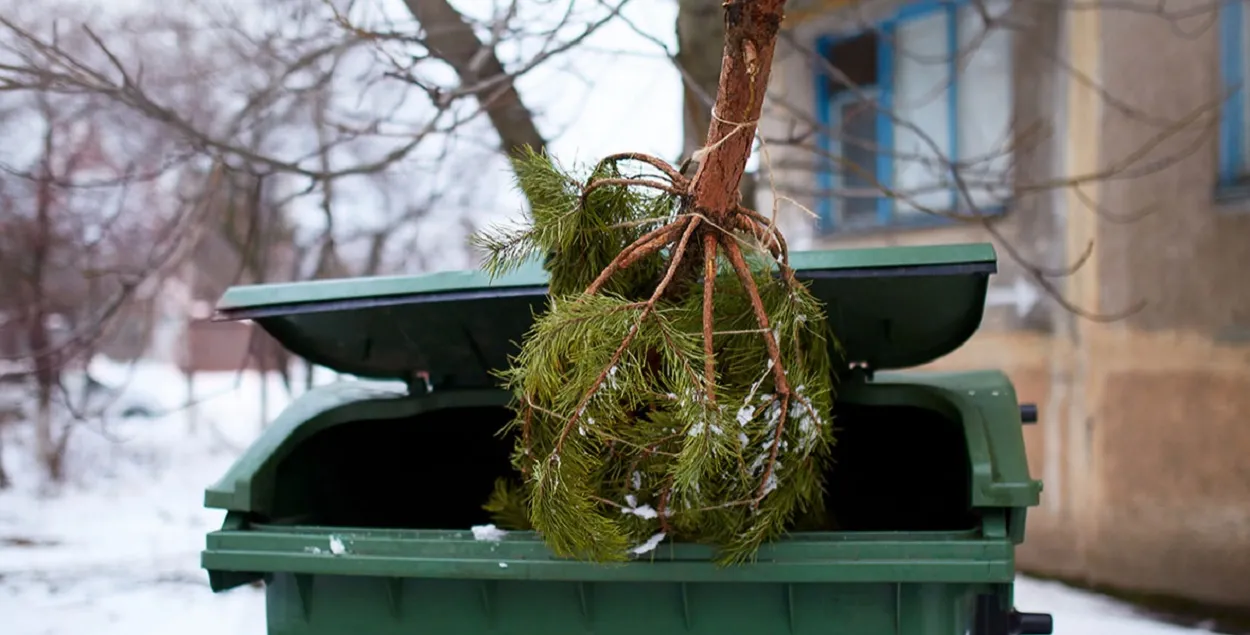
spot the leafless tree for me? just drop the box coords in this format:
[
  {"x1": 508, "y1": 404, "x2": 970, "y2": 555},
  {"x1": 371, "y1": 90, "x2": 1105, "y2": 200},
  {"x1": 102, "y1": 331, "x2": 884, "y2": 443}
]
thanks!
[
  {"x1": 0, "y1": 0, "x2": 639, "y2": 481},
  {"x1": 0, "y1": 82, "x2": 200, "y2": 481},
  {"x1": 645, "y1": 0, "x2": 1225, "y2": 321}
]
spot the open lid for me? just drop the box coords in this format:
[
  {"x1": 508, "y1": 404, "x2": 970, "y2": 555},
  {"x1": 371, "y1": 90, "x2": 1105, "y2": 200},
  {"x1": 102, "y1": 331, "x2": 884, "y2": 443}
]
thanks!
[{"x1": 214, "y1": 243, "x2": 996, "y2": 387}]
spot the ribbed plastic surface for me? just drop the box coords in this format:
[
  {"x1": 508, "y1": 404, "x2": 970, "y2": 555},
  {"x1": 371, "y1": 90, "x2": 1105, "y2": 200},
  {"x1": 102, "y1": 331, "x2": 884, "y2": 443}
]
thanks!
[{"x1": 263, "y1": 572, "x2": 999, "y2": 635}]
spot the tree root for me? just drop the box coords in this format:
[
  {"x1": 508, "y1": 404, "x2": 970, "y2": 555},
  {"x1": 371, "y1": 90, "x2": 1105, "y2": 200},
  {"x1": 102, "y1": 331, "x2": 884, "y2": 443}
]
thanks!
[
  {"x1": 552, "y1": 151, "x2": 800, "y2": 506},
  {"x1": 701, "y1": 231, "x2": 718, "y2": 398},
  {"x1": 722, "y1": 235, "x2": 792, "y2": 505},
  {"x1": 554, "y1": 215, "x2": 702, "y2": 454},
  {"x1": 584, "y1": 221, "x2": 684, "y2": 296}
]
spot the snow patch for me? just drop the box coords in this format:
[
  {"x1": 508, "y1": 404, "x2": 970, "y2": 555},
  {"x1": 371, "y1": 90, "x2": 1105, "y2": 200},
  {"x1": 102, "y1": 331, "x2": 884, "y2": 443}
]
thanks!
[
  {"x1": 630, "y1": 532, "x2": 666, "y2": 555},
  {"x1": 736, "y1": 405, "x2": 754, "y2": 426},
  {"x1": 471, "y1": 524, "x2": 508, "y2": 542},
  {"x1": 624, "y1": 504, "x2": 658, "y2": 520},
  {"x1": 328, "y1": 535, "x2": 347, "y2": 555},
  {"x1": 622, "y1": 494, "x2": 658, "y2": 519}
]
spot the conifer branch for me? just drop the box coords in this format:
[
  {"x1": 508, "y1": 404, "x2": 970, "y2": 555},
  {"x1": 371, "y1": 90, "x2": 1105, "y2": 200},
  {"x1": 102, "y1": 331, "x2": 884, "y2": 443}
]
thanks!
[
  {"x1": 581, "y1": 177, "x2": 686, "y2": 202},
  {"x1": 478, "y1": 0, "x2": 839, "y2": 564}
]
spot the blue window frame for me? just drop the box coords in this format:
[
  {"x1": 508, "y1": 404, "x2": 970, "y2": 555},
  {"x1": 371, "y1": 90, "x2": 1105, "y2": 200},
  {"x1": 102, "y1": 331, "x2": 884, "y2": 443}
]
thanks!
[
  {"x1": 1219, "y1": 0, "x2": 1250, "y2": 193},
  {"x1": 813, "y1": 0, "x2": 1014, "y2": 232}
]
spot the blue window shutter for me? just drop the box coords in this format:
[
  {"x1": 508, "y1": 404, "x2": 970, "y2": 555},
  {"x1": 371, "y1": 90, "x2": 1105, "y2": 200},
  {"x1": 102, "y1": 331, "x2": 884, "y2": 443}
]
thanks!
[
  {"x1": 814, "y1": 37, "x2": 837, "y2": 230},
  {"x1": 876, "y1": 22, "x2": 896, "y2": 226},
  {"x1": 1220, "y1": 0, "x2": 1245, "y2": 184}
]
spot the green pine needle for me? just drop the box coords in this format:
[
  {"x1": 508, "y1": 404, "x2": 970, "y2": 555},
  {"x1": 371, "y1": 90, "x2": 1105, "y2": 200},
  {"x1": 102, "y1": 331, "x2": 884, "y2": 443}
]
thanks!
[{"x1": 472, "y1": 149, "x2": 843, "y2": 564}]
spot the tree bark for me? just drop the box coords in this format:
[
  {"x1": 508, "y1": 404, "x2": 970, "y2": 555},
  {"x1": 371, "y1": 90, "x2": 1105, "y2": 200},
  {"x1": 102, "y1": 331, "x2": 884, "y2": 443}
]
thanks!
[
  {"x1": 676, "y1": 0, "x2": 759, "y2": 210},
  {"x1": 688, "y1": 0, "x2": 785, "y2": 220},
  {"x1": 0, "y1": 429, "x2": 10, "y2": 489},
  {"x1": 405, "y1": 0, "x2": 547, "y2": 159},
  {"x1": 31, "y1": 120, "x2": 61, "y2": 483}
]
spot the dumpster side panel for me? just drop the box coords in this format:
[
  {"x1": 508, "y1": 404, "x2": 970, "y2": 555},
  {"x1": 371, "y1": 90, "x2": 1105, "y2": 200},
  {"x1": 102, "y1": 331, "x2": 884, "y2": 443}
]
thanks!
[
  {"x1": 265, "y1": 572, "x2": 989, "y2": 635},
  {"x1": 870, "y1": 371, "x2": 1043, "y2": 510}
]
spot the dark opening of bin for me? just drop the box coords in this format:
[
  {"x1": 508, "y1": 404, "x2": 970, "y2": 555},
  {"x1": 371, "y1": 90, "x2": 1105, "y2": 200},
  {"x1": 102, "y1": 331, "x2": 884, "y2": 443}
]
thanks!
[
  {"x1": 268, "y1": 406, "x2": 517, "y2": 529},
  {"x1": 265, "y1": 401, "x2": 975, "y2": 532},
  {"x1": 825, "y1": 402, "x2": 976, "y2": 531}
]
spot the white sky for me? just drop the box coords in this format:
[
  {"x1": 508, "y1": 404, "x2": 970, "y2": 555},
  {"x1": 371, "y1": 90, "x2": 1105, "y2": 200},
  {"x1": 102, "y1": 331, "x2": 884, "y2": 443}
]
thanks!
[
  {"x1": 0, "y1": 0, "x2": 686, "y2": 273},
  {"x1": 458, "y1": 0, "x2": 686, "y2": 231}
]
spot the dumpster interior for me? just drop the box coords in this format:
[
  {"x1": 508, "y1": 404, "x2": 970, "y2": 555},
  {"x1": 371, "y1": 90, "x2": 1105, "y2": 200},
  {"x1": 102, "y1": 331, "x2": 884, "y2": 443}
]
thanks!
[{"x1": 264, "y1": 400, "x2": 977, "y2": 533}]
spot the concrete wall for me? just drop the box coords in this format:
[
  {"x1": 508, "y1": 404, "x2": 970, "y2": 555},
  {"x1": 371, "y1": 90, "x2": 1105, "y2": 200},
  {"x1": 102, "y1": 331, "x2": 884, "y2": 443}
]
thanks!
[
  {"x1": 1038, "y1": 2, "x2": 1250, "y2": 610},
  {"x1": 762, "y1": 0, "x2": 1250, "y2": 611}
]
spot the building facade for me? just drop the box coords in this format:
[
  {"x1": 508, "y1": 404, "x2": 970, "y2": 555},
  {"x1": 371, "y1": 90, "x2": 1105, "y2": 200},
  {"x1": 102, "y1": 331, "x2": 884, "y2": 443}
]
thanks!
[{"x1": 759, "y1": 0, "x2": 1250, "y2": 611}]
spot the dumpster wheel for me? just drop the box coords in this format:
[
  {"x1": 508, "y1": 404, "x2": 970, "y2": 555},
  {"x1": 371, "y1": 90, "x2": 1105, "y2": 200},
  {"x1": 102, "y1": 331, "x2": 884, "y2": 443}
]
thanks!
[{"x1": 974, "y1": 594, "x2": 1054, "y2": 635}]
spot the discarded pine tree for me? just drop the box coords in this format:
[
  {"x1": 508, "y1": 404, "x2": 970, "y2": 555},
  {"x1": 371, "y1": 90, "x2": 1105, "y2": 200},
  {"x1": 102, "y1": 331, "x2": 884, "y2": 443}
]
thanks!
[{"x1": 473, "y1": 0, "x2": 840, "y2": 564}]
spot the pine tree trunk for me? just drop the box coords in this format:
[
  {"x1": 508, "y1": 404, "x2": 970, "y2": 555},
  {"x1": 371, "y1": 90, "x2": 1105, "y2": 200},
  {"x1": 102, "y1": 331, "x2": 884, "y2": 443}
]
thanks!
[
  {"x1": 687, "y1": 0, "x2": 784, "y2": 221},
  {"x1": 676, "y1": 0, "x2": 759, "y2": 209}
]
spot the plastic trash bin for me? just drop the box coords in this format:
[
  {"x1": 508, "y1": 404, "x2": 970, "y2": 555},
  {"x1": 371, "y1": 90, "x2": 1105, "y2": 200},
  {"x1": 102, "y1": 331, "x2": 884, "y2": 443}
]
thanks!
[{"x1": 200, "y1": 242, "x2": 1052, "y2": 635}]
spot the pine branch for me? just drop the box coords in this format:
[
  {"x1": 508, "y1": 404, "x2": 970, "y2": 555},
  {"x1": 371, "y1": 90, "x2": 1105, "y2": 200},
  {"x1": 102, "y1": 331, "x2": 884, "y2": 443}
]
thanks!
[{"x1": 475, "y1": 0, "x2": 842, "y2": 564}]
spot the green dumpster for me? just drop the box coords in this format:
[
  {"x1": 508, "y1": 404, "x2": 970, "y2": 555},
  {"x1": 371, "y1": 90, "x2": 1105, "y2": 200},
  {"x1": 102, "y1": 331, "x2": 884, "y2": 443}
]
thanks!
[{"x1": 200, "y1": 242, "x2": 1052, "y2": 635}]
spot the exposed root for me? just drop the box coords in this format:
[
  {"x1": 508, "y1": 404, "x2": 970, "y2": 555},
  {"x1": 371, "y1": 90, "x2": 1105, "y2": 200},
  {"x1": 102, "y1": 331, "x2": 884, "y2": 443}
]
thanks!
[
  {"x1": 656, "y1": 474, "x2": 676, "y2": 533},
  {"x1": 721, "y1": 236, "x2": 790, "y2": 394},
  {"x1": 735, "y1": 207, "x2": 788, "y2": 260},
  {"x1": 557, "y1": 151, "x2": 802, "y2": 510},
  {"x1": 599, "y1": 152, "x2": 686, "y2": 183},
  {"x1": 554, "y1": 216, "x2": 703, "y2": 454},
  {"x1": 585, "y1": 221, "x2": 686, "y2": 296},
  {"x1": 722, "y1": 236, "x2": 792, "y2": 504},
  {"x1": 701, "y1": 231, "x2": 718, "y2": 397},
  {"x1": 734, "y1": 207, "x2": 799, "y2": 288},
  {"x1": 581, "y1": 177, "x2": 686, "y2": 204}
]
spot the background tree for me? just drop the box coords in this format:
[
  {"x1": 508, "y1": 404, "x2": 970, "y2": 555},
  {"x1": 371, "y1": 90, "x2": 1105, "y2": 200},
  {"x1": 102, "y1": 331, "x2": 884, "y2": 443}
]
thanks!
[{"x1": 0, "y1": 0, "x2": 651, "y2": 484}]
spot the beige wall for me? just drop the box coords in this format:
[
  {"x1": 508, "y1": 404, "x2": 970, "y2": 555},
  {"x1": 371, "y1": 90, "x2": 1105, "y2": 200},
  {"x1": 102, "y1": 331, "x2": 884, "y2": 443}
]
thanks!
[
  {"x1": 763, "y1": 0, "x2": 1250, "y2": 611},
  {"x1": 1051, "y1": 2, "x2": 1250, "y2": 609}
]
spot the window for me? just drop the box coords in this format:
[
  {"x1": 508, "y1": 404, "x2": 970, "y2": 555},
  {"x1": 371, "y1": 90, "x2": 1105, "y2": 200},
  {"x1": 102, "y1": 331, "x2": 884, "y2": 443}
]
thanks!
[
  {"x1": 814, "y1": 0, "x2": 1014, "y2": 231},
  {"x1": 1218, "y1": 0, "x2": 1250, "y2": 192}
]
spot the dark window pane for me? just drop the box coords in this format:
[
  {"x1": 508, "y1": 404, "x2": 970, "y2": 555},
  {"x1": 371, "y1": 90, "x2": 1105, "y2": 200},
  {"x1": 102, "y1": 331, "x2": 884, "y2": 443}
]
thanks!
[
  {"x1": 839, "y1": 99, "x2": 879, "y2": 224},
  {"x1": 826, "y1": 32, "x2": 879, "y2": 96}
]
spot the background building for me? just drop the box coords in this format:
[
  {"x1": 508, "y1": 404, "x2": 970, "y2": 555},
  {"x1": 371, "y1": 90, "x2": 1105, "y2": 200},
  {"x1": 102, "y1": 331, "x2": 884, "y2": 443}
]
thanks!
[{"x1": 759, "y1": 0, "x2": 1250, "y2": 613}]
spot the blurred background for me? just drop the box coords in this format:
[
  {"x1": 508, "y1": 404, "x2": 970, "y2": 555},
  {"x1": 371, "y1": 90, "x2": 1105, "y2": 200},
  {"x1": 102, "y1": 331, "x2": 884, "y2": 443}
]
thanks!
[{"x1": 0, "y1": 0, "x2": 1247, "y2": 633}]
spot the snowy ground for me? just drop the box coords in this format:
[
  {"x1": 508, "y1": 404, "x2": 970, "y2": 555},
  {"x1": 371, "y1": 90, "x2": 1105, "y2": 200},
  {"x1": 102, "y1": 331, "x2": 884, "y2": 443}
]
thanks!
[{"x1": 0, "y1": 360, "x2": 1223, "y2": 635}]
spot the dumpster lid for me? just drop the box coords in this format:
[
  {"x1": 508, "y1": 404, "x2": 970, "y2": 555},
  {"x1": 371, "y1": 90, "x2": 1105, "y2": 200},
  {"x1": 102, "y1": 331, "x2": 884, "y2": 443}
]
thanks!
[{"x1": 214, "y1": 243, "x2": 995, "y2": 385}]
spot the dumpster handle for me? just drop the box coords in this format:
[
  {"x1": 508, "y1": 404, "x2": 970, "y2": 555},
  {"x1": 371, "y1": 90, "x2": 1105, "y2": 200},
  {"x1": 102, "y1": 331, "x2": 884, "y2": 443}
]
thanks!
[
  {"x1": 1019, "y1": 403, "x2": 1038, "y2": 424},
  {"x1": 1011, "y1": 610, "x2": 1053, "y2": 635}
]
